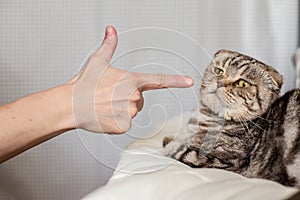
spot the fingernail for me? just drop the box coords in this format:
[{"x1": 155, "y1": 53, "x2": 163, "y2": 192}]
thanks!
[
  {"x1": 185, "y1": 77, "x2": 194, "y2": 86},
  {"x1": 105, "y1": 26, "x2": 113, "y2": 37}
]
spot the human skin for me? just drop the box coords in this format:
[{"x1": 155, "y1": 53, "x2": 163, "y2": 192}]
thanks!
[{"x1": 0, "y1": 26, "x2": 193, "y2": 163}]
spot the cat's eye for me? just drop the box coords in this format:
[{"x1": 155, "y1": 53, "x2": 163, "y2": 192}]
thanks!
[
  {"x1": 236, "y1": 79, "x2": 250, "y2": 88},
  {"x1": 214, "y1": 67, "x2": 223, "y2": 76}
]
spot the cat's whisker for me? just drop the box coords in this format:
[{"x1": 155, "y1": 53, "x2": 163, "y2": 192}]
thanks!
[
  {"x1": 230, "y1": 107, "x2": 263, "y2": 133},
  {"x1": 236, "y1": 117, "x2": 249, "y2": 134},
  {"x1": 247, "y1": 119, "x2": 265, "y2": 131},
  {"x1": 255, "y1": 115, "x2": 274, "y2": 123},
  {"x1": 234, "y1": 112, "x2": 252, "y2": 135}
]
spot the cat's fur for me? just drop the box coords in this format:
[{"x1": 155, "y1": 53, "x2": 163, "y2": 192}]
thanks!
[{"x1": 163, "y1": 50, "x2": 300, "y2": 187}]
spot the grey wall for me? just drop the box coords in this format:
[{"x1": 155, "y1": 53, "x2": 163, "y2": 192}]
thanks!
[{"x1": 0, "y1": 0, "x2": 298, "y2": 199}]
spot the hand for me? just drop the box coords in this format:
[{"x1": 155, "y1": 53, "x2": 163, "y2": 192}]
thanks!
[{"x1": 70, "y1": 26, "x2": 193, "y2": 134}]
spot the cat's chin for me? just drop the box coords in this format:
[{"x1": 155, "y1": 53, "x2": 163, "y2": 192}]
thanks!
[
  {"x1": 222, "y1": 110, "x2": 259, "y2": 122},
  {"x1": 209, "y1": 107, "x2": 246, "y2": 121}
]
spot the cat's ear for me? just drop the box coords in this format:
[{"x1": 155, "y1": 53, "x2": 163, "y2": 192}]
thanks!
[
  {"x1": 270, "y1": 70, "x2": 284, "y2": 90},
  {"x1": 214, "y1": 49, "x2": 233, "y2": 57},
  {"x1": 266, "y1": 67, "x2": 284, "y2": 90}
]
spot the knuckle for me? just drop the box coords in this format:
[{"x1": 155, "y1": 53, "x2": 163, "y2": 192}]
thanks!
[
  {"x1": 89, "y1": 54, "x2": 98, "y2": 61},
  {"x1": 157, "y1": 74, "x2": 166, "y2": 88},
  {"x1": 113, "y1": 120, "x2": 128, "y2": 134},
  {"x1": 87, "y1": 54, "x2": 99, "y2": 64},
  {"x1": 115, "y1": 128, "x2": 126, "y2": 134},
  {"x1": 131, "y1": 91, "x2": 142, "y2": 101},
  {"x1": 122, "y1": 121, "x2": 132, "y2": 133},
  {"x1": 114, "y1": 115, "x2": 132, "y2": 134},
  {"x1": 127, "y1": 103, "x2": 138, "y2": 118},
  {"x1": 130, "y1": 107, "x2": 138, "y2": 118}
]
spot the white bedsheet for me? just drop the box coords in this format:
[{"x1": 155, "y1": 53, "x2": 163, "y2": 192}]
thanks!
[{"x1": 83, "y1": 113, "x2": 299, "y2": 200}]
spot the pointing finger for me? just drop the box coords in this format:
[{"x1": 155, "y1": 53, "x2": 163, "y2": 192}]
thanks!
[{"x1": 137, "y1": 73, "x2": 194, "y2": 91}]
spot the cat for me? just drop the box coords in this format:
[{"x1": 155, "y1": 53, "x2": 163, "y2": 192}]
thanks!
[{"x1": 163, "y1": 49, "x2": 300, "y2": 187}]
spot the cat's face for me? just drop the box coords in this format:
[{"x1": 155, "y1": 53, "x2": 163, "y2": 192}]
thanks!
[{"x1": 200, "y1": 50, "x2": 283, "y2": 121}]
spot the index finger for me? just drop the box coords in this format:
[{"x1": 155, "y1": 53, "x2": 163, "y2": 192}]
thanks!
[{"x1": 135, "y1": 72, "x2": 194, "y2": 91}]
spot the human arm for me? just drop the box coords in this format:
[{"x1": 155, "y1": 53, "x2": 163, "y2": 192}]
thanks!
[
  {"x1": 0, "y1": 25, "x2": 193, "y2": 162},
  {"x1": 0, "y1": 85, "x2": 74, "y2": 162}
]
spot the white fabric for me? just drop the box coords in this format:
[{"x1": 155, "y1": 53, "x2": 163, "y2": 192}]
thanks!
[{"x1": 83, "y1": 113, "x2": 299, "y2": 200}]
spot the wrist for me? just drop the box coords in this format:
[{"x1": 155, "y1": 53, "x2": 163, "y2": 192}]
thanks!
[{"x1": 52, "y1": 83, "x2": 76, "y2": 132}]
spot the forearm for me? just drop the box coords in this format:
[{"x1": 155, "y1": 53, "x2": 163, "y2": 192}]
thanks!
[{"x1": 0, "y1": 84, "x2": 75, "y2": 163}]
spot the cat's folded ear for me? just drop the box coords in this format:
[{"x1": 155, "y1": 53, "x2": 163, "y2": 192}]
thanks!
[
  {"x1": 263, "y1": 65, "x2": 284, "y2": 91},
  {"x1": 214, "y1": 49, "x2": 235, "y2": 57},
  {"x1": 270, "y1": 69, "x2": 284, "y2": 90},
  {"x1": 214, "y1": 49, "x2": 229, "y2": 57}
]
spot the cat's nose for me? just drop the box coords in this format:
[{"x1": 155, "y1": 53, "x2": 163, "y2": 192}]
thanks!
[{"x1": 217, "y1": 80, "x2": 225, "y2": 88}]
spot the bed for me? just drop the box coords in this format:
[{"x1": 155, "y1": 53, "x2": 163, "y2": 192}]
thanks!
[{"x1": 82, "y1": 112, "x2": 299, "y2": 200}]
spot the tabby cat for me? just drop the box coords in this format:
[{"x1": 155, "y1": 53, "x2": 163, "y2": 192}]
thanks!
[{"x1": 163, "y1": 50, "x2": 300, "y2": 187}]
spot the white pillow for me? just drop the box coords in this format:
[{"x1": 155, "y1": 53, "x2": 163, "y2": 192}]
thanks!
[{"x1": 83, "y1": 113, "x2": 299, "y2": 200}]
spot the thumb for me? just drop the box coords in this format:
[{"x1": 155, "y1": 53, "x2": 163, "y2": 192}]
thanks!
[
  {"x1": 137, "y1": 73, "x2": 194, "y2": 91},
  {"x1": 96, "y1": 25, "x2": 118, "y2": 62}
]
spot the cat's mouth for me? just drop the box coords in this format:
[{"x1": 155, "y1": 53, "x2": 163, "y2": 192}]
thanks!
[
  {"x1": 208, "y1": 92, "x2": 223, "y2": 105},
  {"x1": 202, "y1": 91, "x2": 226, "y2": 110},
  {"x1": 205, "y1": 86, "x2": 226, "y2": 102},
  {"x1": 201, "y1": 88, "x2": 240, "y2": 121}
]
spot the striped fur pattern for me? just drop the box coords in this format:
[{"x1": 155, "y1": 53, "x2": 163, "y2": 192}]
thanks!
[{"x1": 163, "y1": 50, "x2": 300, "y2": 187}]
